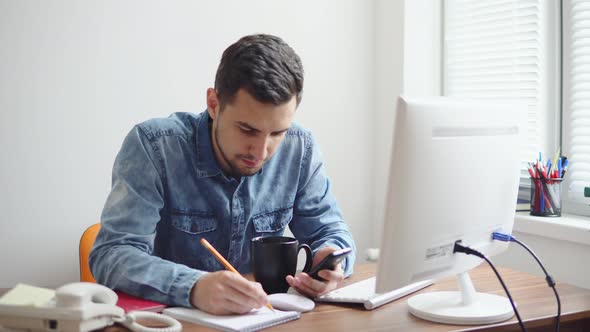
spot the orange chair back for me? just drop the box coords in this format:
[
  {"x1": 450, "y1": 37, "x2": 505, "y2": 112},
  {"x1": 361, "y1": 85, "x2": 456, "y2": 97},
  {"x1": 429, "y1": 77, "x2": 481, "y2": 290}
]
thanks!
[{"x1": 79, "y1": 223, "x2": 101, "y2": 283}]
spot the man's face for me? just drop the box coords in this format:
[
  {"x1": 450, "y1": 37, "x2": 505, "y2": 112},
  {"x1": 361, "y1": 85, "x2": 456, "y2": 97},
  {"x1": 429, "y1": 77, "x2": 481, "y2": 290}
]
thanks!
[{"x1": 207, "y1": 88, "x2": 297, "y2": 177}]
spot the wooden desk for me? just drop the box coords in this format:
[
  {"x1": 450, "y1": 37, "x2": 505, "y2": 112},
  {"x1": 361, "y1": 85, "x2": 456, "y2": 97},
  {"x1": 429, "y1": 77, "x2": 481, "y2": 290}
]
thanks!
[
  {"x1": 175, "y1": 263, "x2": 590, "y2": 332},
  {"x1": 3, "y1": 264, "x2": 589, "y2": 332}
]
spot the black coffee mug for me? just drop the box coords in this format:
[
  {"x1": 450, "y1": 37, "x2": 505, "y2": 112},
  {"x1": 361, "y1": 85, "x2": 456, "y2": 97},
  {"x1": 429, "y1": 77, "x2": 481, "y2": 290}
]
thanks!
[{"x1": 251, "y1": 236, "x2": 312, "y2": 294}]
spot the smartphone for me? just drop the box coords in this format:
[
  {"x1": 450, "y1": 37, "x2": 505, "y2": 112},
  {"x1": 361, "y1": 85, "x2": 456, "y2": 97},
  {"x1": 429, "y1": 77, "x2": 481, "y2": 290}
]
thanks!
[{"x1": 308, "y1": 247, "x2": 352, "y2": 281}]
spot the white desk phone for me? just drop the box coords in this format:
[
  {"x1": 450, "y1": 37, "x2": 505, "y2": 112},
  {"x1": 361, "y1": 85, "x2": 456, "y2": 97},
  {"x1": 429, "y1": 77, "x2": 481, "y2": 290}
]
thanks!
[{"x1": 0, "y1": 282, "x2": 181, "y2": 332}]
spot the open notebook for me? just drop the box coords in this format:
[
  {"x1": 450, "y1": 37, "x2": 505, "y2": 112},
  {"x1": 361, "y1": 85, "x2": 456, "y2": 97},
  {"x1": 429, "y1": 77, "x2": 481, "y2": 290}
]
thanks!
[
  {"x1": 315, "y1": 277, "x2": 433, "y2": 310},
  {"x1": 162, "y1": 307, "x2": 300, "y2": 332}
]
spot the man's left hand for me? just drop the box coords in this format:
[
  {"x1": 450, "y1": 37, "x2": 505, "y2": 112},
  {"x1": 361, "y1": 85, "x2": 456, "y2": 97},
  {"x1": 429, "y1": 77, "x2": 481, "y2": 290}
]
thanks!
[{"x1": 285, "y1": 246, "x2": 344, "y2": 298}]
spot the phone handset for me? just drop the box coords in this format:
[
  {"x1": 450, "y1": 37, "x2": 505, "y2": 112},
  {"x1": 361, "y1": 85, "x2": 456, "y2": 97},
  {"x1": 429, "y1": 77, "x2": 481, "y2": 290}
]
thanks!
[
  {"x1": 54, "y1": 283, "x2": 181, "y2": 332},
  {"x1": 55, "y1": 282, "x2": 182, "y2": 332},
  {"x1": 0, "y1": 282, "x2": 181, "y2": 332},
  {"x1": 55, "y1": 283, "x2": 123, "y2": 319}
]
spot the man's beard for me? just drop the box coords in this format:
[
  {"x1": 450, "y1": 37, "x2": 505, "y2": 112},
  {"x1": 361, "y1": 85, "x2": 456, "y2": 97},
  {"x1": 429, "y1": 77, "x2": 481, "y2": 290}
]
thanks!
[{"x1": 213, "y1": 121, "x2": 262, "y2": 177}]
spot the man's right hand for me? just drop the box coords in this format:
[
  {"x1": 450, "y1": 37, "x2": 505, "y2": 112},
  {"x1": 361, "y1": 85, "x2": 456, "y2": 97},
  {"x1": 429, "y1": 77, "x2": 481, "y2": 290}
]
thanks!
[{"x1": 190, "y1": 271, "x2": 268, "y2": 315}]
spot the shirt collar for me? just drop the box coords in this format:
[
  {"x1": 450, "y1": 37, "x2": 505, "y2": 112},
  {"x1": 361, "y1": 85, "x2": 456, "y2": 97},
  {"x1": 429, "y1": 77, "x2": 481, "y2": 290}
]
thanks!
[{"x1": 195, "y1": 111, "x2": 223, "y2": 178}]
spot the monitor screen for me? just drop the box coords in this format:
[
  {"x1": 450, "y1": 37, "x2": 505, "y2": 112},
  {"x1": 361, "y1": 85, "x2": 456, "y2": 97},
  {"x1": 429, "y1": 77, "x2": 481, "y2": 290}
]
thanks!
[{"x1": 375, "y1": 95, "x2": 526, "y2": 324}]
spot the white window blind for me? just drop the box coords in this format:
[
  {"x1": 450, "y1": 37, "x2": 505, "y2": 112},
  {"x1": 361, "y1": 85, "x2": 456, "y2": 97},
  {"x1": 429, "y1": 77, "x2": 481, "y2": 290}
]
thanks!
[
  {"x1": 443, "y1": 0, "x2": 559, "y2": 182},
  {"x1": 563, "y1": 0, "x2": 590, "y2": 213}
]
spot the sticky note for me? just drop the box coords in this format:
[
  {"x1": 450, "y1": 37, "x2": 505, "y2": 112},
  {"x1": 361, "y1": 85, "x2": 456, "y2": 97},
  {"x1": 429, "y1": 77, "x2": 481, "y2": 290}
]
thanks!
[{"x1": 0, "y1": 283, "x2": 55, "y2": 306}]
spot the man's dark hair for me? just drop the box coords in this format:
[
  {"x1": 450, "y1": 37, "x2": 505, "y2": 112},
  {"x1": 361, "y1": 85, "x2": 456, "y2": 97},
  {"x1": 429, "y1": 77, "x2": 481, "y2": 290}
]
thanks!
[{"x1": 214, "y1": 34, "x2": 304, "y2": 109}]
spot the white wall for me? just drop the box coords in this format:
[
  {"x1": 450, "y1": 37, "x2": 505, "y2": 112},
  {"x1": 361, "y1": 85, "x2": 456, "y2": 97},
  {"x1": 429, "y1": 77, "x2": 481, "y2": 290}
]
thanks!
[
  {"x1": 493, "y1": 215, "x2": 590, "y2": 290},
  {"x1": 371, "y1": 0, "x2": 405, "y2": 249},
  {"x1": 0, "y1": 0, "x2": 377, "y2": 287},
  {"x1": 403, "y1": 0, "x2": 441, "y2": 96},
  {"x1": 372, "y1": 0, "x2": 441, "y2": 248},
  {"x1": 494, "y1": 231, "x2": 590, "y2": 290}
]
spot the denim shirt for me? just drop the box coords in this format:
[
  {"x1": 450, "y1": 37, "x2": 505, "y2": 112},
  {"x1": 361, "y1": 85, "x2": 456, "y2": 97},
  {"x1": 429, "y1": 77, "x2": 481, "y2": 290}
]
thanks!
[{"x1": 89, "y1": 111, "x2": 356, "y2": 307}]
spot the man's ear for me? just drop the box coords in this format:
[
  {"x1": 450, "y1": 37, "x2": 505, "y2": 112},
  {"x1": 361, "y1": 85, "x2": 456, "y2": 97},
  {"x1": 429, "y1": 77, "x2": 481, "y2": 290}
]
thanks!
[{"x1": 206, "y1": 88, "x2": 219, "y2": 120}]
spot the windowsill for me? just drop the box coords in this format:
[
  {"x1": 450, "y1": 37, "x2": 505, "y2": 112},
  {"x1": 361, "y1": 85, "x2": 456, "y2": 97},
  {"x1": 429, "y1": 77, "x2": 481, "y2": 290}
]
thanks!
[{"x1": 513, "y1": 212, "x2": 590, "y2": 245}]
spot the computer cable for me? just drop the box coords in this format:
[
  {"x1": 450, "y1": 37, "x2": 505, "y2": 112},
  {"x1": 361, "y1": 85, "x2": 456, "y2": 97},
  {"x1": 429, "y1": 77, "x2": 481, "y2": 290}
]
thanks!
[
  {"x1": 493, "y1": 232, "x2": 561, "y2": 332},
  {"x1": 453, "y1": 241, "x2": 527, "y2": 332}
]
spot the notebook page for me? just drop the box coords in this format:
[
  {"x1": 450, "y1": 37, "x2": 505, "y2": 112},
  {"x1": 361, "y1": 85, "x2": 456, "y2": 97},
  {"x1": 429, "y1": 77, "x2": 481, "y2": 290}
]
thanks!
[{"x1": 163, "y1": 307, "x2": 300, "y2": 332}]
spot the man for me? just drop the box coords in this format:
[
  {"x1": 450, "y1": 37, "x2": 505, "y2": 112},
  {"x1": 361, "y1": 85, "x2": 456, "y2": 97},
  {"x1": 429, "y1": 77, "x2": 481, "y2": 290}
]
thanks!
[{"x1": 89, "y1": 34, "x2": 356, "y2": 315}]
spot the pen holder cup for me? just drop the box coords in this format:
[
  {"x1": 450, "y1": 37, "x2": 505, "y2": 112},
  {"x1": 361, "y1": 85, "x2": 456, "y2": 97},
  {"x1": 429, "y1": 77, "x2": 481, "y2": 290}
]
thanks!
[{"x1": 530, "y1": 178, "x2": 563, "y2": 217}]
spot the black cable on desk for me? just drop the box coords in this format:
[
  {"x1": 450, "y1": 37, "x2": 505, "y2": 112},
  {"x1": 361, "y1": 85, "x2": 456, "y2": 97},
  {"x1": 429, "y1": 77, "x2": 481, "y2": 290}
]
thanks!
[
  {"x1": 493, "y1": 232, "x2": 561, "y2": 332},
  {"x1": 453, "y1": 241, "x2": 528, "y2": 332}
]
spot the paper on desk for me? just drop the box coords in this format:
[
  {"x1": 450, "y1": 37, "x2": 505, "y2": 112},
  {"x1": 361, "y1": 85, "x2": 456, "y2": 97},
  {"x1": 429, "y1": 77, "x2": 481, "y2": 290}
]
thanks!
[{"x1": 0, "y1": 283, "x2": 55, "y2": 306}]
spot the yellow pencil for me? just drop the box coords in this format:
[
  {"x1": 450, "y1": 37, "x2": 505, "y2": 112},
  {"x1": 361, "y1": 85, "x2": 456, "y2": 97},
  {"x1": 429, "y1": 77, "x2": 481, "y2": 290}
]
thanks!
[{"x1": 200, "y1": 238, "x2": 275, "y2": 311}]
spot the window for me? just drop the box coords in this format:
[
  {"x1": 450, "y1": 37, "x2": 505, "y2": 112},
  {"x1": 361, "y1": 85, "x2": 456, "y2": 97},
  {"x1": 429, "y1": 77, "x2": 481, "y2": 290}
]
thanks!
[
  {"x1": 563, "y1": 0, "x2": 590, "y2": 215},
  {"x1": 444, "y1": 0, "x2": 590, "y2": 217}
]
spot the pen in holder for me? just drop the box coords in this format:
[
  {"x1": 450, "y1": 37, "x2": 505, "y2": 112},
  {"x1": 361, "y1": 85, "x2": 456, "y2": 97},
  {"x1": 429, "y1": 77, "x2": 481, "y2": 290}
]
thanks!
[{"x1": 530, "y1": 177, "x2": 563, "y2": 217}]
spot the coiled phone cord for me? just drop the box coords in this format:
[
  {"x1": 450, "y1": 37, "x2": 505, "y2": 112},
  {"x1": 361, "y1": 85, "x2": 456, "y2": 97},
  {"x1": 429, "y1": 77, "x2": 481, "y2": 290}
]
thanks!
[{"x1": 114, "y1": 311, "x2": 182, "y2": 332}]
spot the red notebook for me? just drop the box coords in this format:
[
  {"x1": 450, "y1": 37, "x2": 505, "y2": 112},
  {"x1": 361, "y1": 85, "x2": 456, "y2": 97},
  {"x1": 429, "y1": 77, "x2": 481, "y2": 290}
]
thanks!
[{"x1": 115, "y1": 291, "x2": 167, "y2": 313}]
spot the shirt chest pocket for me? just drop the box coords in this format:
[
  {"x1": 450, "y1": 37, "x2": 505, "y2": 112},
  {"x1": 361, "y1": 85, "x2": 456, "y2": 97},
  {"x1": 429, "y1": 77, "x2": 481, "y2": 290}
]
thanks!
[
  {"x1": 252, "y1": 207, "x2": 293, "y2": 233},
  {"x1": 170, "y1": 211, "x2": 217, "y2": 235}
]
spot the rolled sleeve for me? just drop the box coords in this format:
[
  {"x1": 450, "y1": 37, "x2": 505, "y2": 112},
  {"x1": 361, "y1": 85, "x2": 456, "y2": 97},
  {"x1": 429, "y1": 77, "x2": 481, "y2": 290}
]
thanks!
[
  {"x1": 89, "y1": 126, "x2": 204, "y2": 307},
  {"x1": 289, "y1": 134, "x2": 356, "y2": 277}
]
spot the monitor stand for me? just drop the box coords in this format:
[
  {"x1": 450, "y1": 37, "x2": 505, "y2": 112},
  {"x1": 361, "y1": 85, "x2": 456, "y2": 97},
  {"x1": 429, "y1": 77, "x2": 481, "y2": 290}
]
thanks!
[{"x1": 407, "y1": 272, "x2": 514, "y2": 325}]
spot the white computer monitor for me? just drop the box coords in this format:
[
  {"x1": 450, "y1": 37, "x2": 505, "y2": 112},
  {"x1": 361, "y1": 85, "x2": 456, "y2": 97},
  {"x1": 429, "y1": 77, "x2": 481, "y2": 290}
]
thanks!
[{"x1": 375, "y1": 95, "x2": 526, "y2": 325}]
